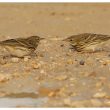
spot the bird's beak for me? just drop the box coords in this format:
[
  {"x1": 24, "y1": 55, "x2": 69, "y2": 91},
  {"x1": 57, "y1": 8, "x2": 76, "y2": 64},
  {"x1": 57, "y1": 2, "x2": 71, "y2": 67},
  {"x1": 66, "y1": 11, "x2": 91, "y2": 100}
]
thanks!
[
  {"x1": 62, "y1": 38, "x2": 68, "y2": 41},
  {"x1": 40, "y1": 38, "x2": 45, "y2": 40}
]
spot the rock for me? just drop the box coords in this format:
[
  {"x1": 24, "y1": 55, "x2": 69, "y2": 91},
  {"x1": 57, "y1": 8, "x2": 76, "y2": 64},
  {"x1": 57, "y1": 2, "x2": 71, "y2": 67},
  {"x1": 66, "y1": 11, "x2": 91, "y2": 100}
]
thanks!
[
  {"x1": 25, "y1": 67, "x2": 31, "y2": 72},
  {"x1": 64, "y1": 99, "x2": 86, "y2": 107},
  {"x1": 104, "y1": 100, "x2": 110, "y2": 106},
  {"x1": 0, "y1": 74, "x2": 11, "y2": 82},
  {"x1": 79, "y1": 60, "x2": 85, "y2": 65},
  {"x1": 38, "y1": 53, "x2": 44, "y2": 57},
  {"x1": 57, "y1": 87, "x2": 67, "y2": 97},
  {"x1": 0, "y1": 58, "x2": 7, "y2": 65},
  {"x1": 70, "y1": 92, "x2": 77, "y2": 97},
  {"x1": 55, "y1": 75, "x2": 68, "y2": 81},
  {"x1": 60, "y1": 44, "x2": 64, "y2": 47},
  {"x1": 64, "y1": 98, "x2": 72, "y2": 106},
  {"x1": 95, "y1": 82, "x2": 103, "y2": 88},
  {"x1": 48, "y1": 91, "x2": 56, "y2": 97},
  {"x1": 69, "y1": 77, "x2": 76, "y2": 81},
  {"x1": 18, "y1": 84, "x2": 23, "y2": 88},
  {"x1": 101, "y1": 61, "x2": 107, "y2": 65},
  {"x1": 98, "y1": 77, "x2": 107, "y2": 82},
  {"x1": 64, "y1": 17, "x2": 71, "y2": 21},
  {"x1": 71, "y1": 101, "x2": 86, "y2": 107},
  {"x1": 35, "y1": 77, "x2": 39, "y2": 80},
  {"x1": 11, "y1": 57, "x2": 19, "y2": 63},
  {"x1": 32, "y1": 63, "x2": 40, "y2": 69},
  {"x1": 0, "y1": 91, "x2": 7, "y2": 97},
  {"x1": 38, "y1": 87, "x2": 60, "y2": 97},
  {"x1": 90, "y1": 99, "x2": 102, "y2": 107},
  {"x1": 24, "y1": 56, "x2": 30, "y2": 62},
  {"x1": 40, "y1": 70, "x2": 45, "y2": 74},
  {"x1": 39, "y1": 61, "x2": 45, "y2": 65},
  {"x1": 99, "y1": 59, "x2": 110, "y2": 65},
  {"x1": 93, "y1": 92, "x2": 107, "y2": 98},
  {"x1": 12, "y1": 73, "x2": 20, "y2": 78},
  {"x1": 82, "y1": 72, "x2": 97, "y2": 77},
  {"x1": 67, "y1": 59, "x2": 74, "y2": 64},
  {"x1": 50, "y1": 12, "x2": 56, "y2": 16}
]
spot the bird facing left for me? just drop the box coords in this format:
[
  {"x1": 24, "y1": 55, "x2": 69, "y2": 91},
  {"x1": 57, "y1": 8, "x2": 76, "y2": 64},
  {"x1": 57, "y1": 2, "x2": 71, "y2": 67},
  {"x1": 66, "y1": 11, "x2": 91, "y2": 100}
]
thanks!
[{"x1": 0, "y1": 36, "x2": 44, "y2": 58}]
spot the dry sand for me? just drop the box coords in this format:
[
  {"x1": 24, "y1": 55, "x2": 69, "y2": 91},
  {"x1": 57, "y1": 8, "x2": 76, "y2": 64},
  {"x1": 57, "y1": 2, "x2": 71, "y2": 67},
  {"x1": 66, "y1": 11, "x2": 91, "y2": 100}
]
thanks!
[{"x1": 0, "y1": 3, "x2": 110, "y2": 107}]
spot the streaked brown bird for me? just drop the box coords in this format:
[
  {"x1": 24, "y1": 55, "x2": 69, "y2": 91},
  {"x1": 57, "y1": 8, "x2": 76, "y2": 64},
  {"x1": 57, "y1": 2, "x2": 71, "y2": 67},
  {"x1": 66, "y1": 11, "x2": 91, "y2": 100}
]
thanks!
[
  {"x1": 0, "y1": 36, "x2": 44, "y2": 57},
  {"x1": 63, "y1": 33, "x2": 110, "y2": 52}
]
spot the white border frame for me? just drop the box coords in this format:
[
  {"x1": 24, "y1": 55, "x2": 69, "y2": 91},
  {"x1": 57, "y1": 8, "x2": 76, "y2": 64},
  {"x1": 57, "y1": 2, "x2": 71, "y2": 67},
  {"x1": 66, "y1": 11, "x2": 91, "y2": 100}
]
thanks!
[{"x1": 0, "y1": 0, "x2": 110, "y2": 2}]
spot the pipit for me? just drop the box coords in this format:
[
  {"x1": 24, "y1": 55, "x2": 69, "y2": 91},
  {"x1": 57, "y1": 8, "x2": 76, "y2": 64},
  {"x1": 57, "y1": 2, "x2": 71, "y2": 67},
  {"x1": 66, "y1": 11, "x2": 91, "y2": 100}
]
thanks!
[
  {"x1": 63, "y1": 33, "x2": 110, "y2": 52},
  {"x1": 0, "y1": 36, "x2": 44, "y2": 58}
]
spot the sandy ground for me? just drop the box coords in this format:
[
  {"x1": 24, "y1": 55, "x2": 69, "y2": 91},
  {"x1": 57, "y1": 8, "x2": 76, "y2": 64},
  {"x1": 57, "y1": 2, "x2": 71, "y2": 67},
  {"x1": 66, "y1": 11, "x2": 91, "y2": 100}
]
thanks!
[{"x1": 0, "y1": 3, "x2": 110, "y2": 107}]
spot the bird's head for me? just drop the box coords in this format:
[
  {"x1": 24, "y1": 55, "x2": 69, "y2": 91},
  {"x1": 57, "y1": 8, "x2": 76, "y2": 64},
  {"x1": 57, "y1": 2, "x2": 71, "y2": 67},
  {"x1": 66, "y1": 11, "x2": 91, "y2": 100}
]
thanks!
[
  {"x1": 63, "y1": 36, "x2": 73, "y2": 43},
  {"x1": 27, "y1": 36, "x2": 45, "y2": 48},
  {"x1": 28, "y1": 36, "x2": 44, "y2": 41}
]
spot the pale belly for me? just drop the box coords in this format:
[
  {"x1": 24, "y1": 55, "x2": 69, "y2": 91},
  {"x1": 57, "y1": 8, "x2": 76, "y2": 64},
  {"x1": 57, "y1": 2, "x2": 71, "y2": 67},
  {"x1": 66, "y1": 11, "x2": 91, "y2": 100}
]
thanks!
[
  {"x1": 2, "y1": 46, "x2": 32, "y2": 57},
  {"x1": 84, "y1": 44, "x2": 98, "y2": 51},
  {"x1": 84, "y1": 42, "x2": 105, "y2": 52}
]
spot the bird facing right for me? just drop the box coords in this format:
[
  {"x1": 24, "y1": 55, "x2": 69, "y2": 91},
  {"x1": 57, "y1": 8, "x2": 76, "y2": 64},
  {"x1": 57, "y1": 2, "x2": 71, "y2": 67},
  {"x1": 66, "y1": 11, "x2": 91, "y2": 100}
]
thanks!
[
  {"x1": 63, "y1": 33, "x2": 110, "y2": 52},
  {"x1": 0, "y1": 35, "x2": 44, "y2": 58}
]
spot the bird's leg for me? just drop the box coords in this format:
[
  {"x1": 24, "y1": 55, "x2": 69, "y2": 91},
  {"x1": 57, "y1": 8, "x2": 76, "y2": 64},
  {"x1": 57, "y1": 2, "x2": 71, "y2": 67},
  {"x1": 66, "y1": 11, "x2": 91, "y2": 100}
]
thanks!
[
  {"x1": 69, "y1": 45, "x2": 74, "y2": 50},
  {"x1": 69, "y1": 45, "x2": 78, "y2": 52}
]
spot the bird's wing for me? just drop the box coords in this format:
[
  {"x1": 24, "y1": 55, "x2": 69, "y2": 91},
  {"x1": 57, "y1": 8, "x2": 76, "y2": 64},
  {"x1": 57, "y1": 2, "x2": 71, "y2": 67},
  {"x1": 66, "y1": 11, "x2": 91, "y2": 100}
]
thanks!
[
  {"x1": 15, "y1": 38, "x2": 35, "y2": 49},
  {"x1": 96, "y1": 34, "x2": 110, "y2": 42},
  {"x1": 71, "y1": 33, "x2": 90, "y2": 43},
  {"x1": 0, "y1": 39, "x2": 23, "y2": 46},
  {"x1": 0, "y1": 38, "x2": 35, "y2": 49}
]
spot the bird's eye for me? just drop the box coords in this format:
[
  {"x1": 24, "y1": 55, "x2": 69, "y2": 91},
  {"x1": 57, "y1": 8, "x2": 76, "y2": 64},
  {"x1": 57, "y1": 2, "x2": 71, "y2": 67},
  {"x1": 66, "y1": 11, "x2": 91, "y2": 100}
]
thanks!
[{"x1": 70, "y1": 39, "x2": 72, "y2": 41}]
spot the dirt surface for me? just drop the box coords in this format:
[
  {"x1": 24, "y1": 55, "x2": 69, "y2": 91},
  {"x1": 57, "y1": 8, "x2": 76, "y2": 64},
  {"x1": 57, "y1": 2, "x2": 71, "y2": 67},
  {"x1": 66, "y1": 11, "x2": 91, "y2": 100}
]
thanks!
[{"x1": 0, "y1": 3, "x2": 110, "y2": 107}]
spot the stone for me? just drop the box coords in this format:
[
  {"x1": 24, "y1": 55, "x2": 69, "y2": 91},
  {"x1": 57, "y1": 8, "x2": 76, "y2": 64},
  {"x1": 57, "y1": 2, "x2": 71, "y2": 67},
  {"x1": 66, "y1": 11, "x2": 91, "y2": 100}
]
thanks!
[
  {"x1": 93, "y1": 92, "x2": 107, "y2": 98},
  {"x1": 79, "y1": 60, "x2": 85, "y2": 65},
  {"x1": 11, "y1": 57, "x2": 19, "y2": 63},
  {"x1": 91, "y1": 99, "x2": 102, "y2": 107}
]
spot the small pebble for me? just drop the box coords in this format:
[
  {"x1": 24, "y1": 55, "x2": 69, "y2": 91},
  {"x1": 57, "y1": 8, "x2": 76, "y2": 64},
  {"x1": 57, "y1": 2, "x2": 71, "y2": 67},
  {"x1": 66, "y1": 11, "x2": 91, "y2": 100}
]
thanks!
[
  {"x1": 64, "y1": 17, "x2": 71, "y2": 21},
  {"x1": 55, "y1": 75, "x2": 68, "y2": 81},
  {"x1": 50, "y1": 12, "x2": 56, "y2": 16},
  {"x1": 90, "y1": 99, "x2": 102, "y2": 107},
  {"x1": 67, "y1": 59, "x2": 73, "y2": 64},
  {"x1": 93, "y1": 92, "x2": 107, "y2": 98},
  {"x1": 104, "y1": 101, "x2": 110, "y2": 106},
  {"x1": 32, "y1": 64, "x2": 40, "y2": 69},
  {"x1": 24, "y1": 56, "x2": 30, "y2": 62},
  {"x1": 79, "y1": 60, "x2": 85, "y2": 65},
  {"x1": 40, "y1": 70, "x2": 45, "y2": 74},
  {"x1": 0, "y1": 74, "x2": 10, "y2": 82},
  {"x1": 83, "y1": 72, "x2": 96, "y2": 77},
  {"x1": 12, "y1": 73, "x2": 20, "y2": 78},
  {"x1": 0, "y1": 91, "x2": 7, "y2": 97},
  {"x1": 60, "y1": 44, "x2": 64, "y2": 47},
  {"x1": 11, "y1": 57, "x2": 19, "y2": 63},
  {"x1": 96, "y1": 82, "x2": 103, "y2": 88},
  {"x1": 64, "y1": 98, "x2": 71, "y2": 106},
  {"x1": 18, "y1": 84, "x2": 23, "y2": 88},
  {"x1": 35, "y1": 77, "x2": 39, "y2": 80},
  {"x1": 64, "y1": 99, "x2": 85, "y2": 107},
  {"x1": 0, "y1": 58, "x2": 7, "y2": 65},
  {"x1": 38, "y1": 87, "x2": 59, "y2": 97}
]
